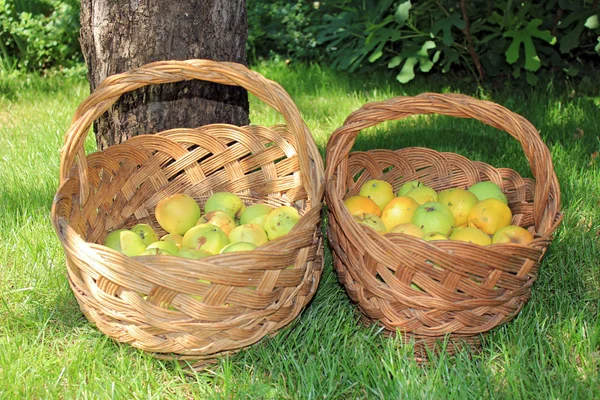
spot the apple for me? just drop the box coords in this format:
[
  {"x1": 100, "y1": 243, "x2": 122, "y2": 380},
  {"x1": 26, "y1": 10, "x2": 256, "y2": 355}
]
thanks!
[
  {"x1": 353, "y1": 213, "x2": 387, "y2": 234},
  {"x1": 181, "y1": 223, "x2": 230, "y2": 254},
  {"x1": 178, "y1": 248, "x2": 213, "y2": 259},
  {"x1": 449, "y1": 227, "x2": 492, "y2": 246},
  {"x1": 130, "y1": 223, "x2": 159, "y2": 246},
  {"x1": 228, "y1": 224, "x2": 269, "y2": 247},
  {"x1": 204, "y1": 192, "x2": 246, "y2": 219},
  {"x1": 468, "y1": 198, "x2": 512, "y2": 235},
  {"x1": 160, "y1": 233, "x2": 183, "y2": 249},
  {"x1": 359, "y1": 179, "x2": 395, "y2": 212},
  {"x1": 437, "y1": 188, "x2": 479, "y2": 227},
  {"x1": 380, "y1": 196, "x2": 419, "y2": 231},
  {"x1": 344, "y1": 195, "x2": 381, "y2": 217},
  {"x1": 405, "y1": 186, "x2": 438, "y2": 205},
  {"x1": 468, "y1": 181, "x2": 508, "y2": 204},
  {"x1": 219, "y1": 242, "x2": 258, "y2": 253},
  {"x1": 146, "y1": 240, "x2": 180, "y2": 255},
  {"x1": 239, "y1": 204, "x2": 274, "y2": 226},
  {"x1": 264, "y1": 206, "x2": 300, "y2": 241},
  {"x1": 492, "y1": 225, "x2": 534, "y2": 245},
  {"x1": 387, "y1": 223, "x2": 424, "y2": 238},
  {"x1": 155, "y1": 193, "x2": 201, "y2": 235},
  {"x1": 422, "y1": 232, "x2": 448, "y2": 241},
  {"x1": 138, "y1": 248, "x2": 176, "y2": 256},
  {"x1": 103, "y1": 229, "x2": 147, "y2": 256},
  {"x1": 197, "y1": 210, "x2": 237, "y2": 236},
  {"x1": 411, "y1": 202, "x2": 454, "y2": 235},
  {"x1": 397, "y1": 180, "x2": 422, "y2": 196}
]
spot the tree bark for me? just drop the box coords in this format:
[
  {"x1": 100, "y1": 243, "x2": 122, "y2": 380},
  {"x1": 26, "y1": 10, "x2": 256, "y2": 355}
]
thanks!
[{"x1": 79, "y1": 0, "x2": 249, "y2": 151}]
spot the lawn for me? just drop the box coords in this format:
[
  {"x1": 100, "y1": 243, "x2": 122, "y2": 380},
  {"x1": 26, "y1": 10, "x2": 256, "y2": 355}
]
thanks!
[{"x1": 0, "y1": 63, "x2": 599, "y2": 399}]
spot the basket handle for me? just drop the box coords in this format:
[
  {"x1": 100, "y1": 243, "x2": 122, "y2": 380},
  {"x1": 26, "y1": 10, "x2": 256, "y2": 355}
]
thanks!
[
  {"x1": 59, "y1": 59, "x2": 322, "y2": 202},
  {"x1": 325, "y1": 92, "x2": 561, "y2": 235}
]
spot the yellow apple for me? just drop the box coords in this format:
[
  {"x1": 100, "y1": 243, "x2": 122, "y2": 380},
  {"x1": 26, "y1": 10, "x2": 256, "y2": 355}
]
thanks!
[
  {"x1": 422, "y1": 232, "x2": 448, "y2": 241},
  {"x1": 468, "y1": 181, "x2": 508, "y2": 204},
  {"x1": 204, "y1": 192, "x2": 246, "y2": 219},
  {"x1": 197, "y1": 210, "x2": 237, "y2": 236},
  {"x1": 219, "y1": 242, "x2": 258, "y2": 253},
  {"x1": 344, "y1": 195, "x2": 381, "y2": 217},
  {"x1": 104, "y1": 229, "x2": 147, "y2": 256},
  {"x1": 228, "y1": 224, "x2": 269, "y2": 247},
  {"x1": 467, "y1": 198, "x2": 513, "y2": 235},
  {"x1": 239, "y1": 204, "x2": 274, "y2": 227},
  {"x1": 181, "y1": 223, "x2": 230, "y2": 254},
  {"x1": 492, "y1": 225, "x2": 534, "y2": 245},
  {"x1": 405, "y1": 186, "x2": 438, "y2": 205},
  {"x1": 387, "y1": 223, "x2": 424, "y2": 238},
  {"x1": 437, "y1": 188, "x2": 479, "y2": 227},
  {"x1": 160, "y1": 233, "x2": 183, "y2": 249},
  {"x1": 353, "y1": 212, "x2": 387, "y2": 233},
  {"x1": 380, "y1": 196, "x2": 419, "y2": 231},
  {"x1": 155, "y1": 193, "x2": 201, "y2": 235},
  {"x1": 359, "y1": 179, "x2": 395, "y2": 211},
  {"x1": 264, "y1": 206, "x2": 300, "y2": 241},
  {"x1": 411, "y1": 202, "x2": 454, "y2": 235},
  {"x1": 449, "y1": 227, "x2": 492, "y2": 246}
]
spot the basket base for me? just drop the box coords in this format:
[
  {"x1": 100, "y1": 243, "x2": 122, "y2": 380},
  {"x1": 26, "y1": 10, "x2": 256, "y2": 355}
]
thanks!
[{"x1": 357, "y1": 313, "x2": 485, "y2": 362}]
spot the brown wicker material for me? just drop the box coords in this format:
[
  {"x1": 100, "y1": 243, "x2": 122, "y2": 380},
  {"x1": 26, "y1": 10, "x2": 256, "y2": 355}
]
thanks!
[
  {"x1": 325, "y1": 93, "x2": 562, "y2": 356},
  {"x1": 51, "y1": 59, "x2": 324, "y2": 366}
]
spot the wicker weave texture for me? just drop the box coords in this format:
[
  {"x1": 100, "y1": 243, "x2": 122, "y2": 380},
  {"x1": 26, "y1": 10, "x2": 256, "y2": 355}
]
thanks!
[
  {"x1": 51, "y1": 60, "x2": 324, "y2": 363},
  {"x1": 325, "y1": 93, "x2": 561, "y2": 352}
]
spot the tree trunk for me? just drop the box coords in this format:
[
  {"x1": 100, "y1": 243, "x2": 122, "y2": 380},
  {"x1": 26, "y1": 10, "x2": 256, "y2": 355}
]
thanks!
[{"x1": 79, "y1": 0, "x2": 249, "y2": 151}]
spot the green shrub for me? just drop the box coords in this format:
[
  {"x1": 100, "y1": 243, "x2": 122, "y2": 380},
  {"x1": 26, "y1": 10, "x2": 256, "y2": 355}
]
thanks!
[{"x1": 0, "y1": 0, "x2": 82, "y2": 72}]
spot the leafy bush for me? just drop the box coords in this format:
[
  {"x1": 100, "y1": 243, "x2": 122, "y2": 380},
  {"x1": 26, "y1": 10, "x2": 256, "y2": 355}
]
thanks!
[
  {"x1": 0, "y1": 0, "x2": 81, "y2": 72},
  {"x1": 316, "y1": 0, "x2": 600, "y2": 84}
]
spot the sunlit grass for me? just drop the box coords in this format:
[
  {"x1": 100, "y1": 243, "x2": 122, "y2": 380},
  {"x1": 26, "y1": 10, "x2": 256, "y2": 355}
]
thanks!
[{"x1": 0, "y1": 63, "x2": 598, "y2": 398}]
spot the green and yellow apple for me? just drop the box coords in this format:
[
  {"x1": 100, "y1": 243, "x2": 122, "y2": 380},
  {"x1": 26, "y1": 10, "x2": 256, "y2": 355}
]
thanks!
[
  {"x1": 467, "y1": 198, "x2": 512, "y2": 235},
  {"x1": 138, "y1": 247, "x2": 176, "y2": 256},
  {"x1": 380, "y1": 196, "x2": 419, "y2": 231},
  {"x1": 197, "y1": 210, "x2": 237, "y2": 236},
  {"x1": 411, "y1": 202, "x2": 454, "y2": 235},
  {"x1": 438, "y1": 188, "x2": 479, "y2": 227},
  {"x1": 449, "y1": 227, "x2": 492, "y2": 246},
  {"x1": 146, "y1": 240, "x2": 180, "y2": 255},
  {"x1": 405, "y1": 185, "x2": 438, "y2": 205},
  {"x1": 468, "y1": 181, "x2": 508, "y2": 204},
  {"x1": 239, "y1": 204, "x2": 274, "y2": 227},
  {"x1": 104, "y1": 229, "x2": 147, "y2": 256},
  {"x1": 181, "y1": 223, "x2": 229, "y2": 254},
  {"x1": 353, "y1": 212, "x2": 387, "y2": 234},
  {"x1": 204, "y1": 192, "x2": 246, "y2": 219},
  {"x1": 492, "y1": 225, "x2": 534, "y2": 245},
  {"x1": 130, "y1": 223, "x2": 159, "y2": 246},
  {"x1": 178, "y1": 248, "x2": 213, "y2": 259},
  {"x1": 160, "y1": 233, "x2": 183, "y2": 249},
  {"x1": 359, "y1": 179, "x2": 395, "y2": 211},
  {"x1": 155, "y1": 193, "x2": 201, "y2": 235},
  {"x1": 264, "y1": 206, "x2": 300, "y2": 241},
  {"x1": 422, "y1": 232, "x2": 448, "y2": 241},
  {"x1": 228, "y1": 224, "x2": 269, "y2": 247},
  {"x1": 397, "y1": 180, "x2": 422, "y2": 196},
  {"x1": 219, "y1": 242, "x2": 258, "y2": 253},
  {"x1": 387, "y1": 223, "x2": 424, "y2": 238}
]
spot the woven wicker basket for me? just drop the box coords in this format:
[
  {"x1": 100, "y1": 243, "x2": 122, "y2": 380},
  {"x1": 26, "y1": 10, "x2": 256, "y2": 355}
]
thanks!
[
  {"x1": 51, "y1": 59, "x2": 324, "y2": 366},
  {"x1": 325, "y1": 93, "x2": 562, "y2": 355}
]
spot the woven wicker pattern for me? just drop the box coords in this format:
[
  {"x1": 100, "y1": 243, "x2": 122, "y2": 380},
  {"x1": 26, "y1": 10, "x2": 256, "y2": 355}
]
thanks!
[
  {"x1": 325, "y1": 93, "x2": 562, "y2": 354},
  {"x1": 51, "y1": 60, "x2": 324, "y2": 365}
]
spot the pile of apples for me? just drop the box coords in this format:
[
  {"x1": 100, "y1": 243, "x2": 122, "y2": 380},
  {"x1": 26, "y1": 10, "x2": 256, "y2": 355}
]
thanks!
[
  {"x1": 345, "y1": 179, "x2": 534, "y2": 246},
  {"x1": 103, "y1": 192, "x2": 300, "y2": 258}
]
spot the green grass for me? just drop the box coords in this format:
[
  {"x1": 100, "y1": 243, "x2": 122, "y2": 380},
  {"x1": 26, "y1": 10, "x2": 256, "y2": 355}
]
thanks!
[{"x1": 1, "y1": 63, "x2": 599, "y2": 399}]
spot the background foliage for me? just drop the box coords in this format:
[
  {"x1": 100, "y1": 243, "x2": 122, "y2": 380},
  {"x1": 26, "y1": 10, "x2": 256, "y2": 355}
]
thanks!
[{"x1": 0, "y1": 0, "x2": 598, "y2": 83}]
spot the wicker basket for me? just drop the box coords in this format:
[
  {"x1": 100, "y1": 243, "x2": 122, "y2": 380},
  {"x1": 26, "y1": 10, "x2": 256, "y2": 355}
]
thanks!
[
  {"x1": 51, "y1": 59, "x2": 324, "y2": 366},
  {"x1": 325, "y1": 93, "x2": 562, "y2": 355}
]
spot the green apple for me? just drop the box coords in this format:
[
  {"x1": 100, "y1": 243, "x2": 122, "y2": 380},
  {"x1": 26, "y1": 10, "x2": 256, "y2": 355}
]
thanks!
[
  {"x1": 468, "y1": 181, "x2": 508, "y2": 204},
  {"x1": 353, "y1": 212, "x2": 387, "y2": 234},
  {"x1": 204, "y1": 192, "x2": 246, "y2": 219},
  {"x1": 228, "y1": 224, "x2": 269, "y2": 247},
  {"x1": 197, "y1": 210, "x2": 237, "y2": 236},
  {"x1": 405, "y1": 186, "x2": 438, "y2": 205},
  {"x1": 146, "y1": 240, "x2": 180, "y2": 255},
  {"x1": 130, "y1": 223, "x2": 159, "y2": 246},
  {"x1": 411, "y1": 202, "x2": 455, "y2": 235},
  {"x1": 397, "y1": 180, "x2": 422, "y2": 196},
  {"x1": 358, "y1": 179, "x2": 395, "y2": 211},
  {"x1": 155, "y1": 193, "x2": 201, "y2": 235},
  {"x1": 181, "y1": 223, "x2": 230, "y2": 254},
  {"x1": 219, "y1": 242, "x2": 258, "y2": 253},
  {"x1": 239, "y1": 204, "x2": 274, "y2": 227},
  {"x1": 160, "y1": 233, "x2": 183, "y2": 249},
  {"x1": 138, "y1": 248, "x2": 176, "y2": 256},
  {"x1": 178, "y1": 248, "x2": 213, "y2": 259},
  {"x1": 103, "y1": 229, "x2": 147, "y2": 256},
  {"x1": 264, "y1": 206, "x2": 300, "y2": 241}
]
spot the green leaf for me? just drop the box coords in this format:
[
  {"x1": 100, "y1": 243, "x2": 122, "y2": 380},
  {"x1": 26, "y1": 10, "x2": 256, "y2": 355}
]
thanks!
[
  {"x1": 388, "y1": 55, "x2": 402, "y2": 68},
  {"x1": 394, "y1": 1, "x2": 411, "y2": 27},
  {"x1": 396, "y1": 57, "x2": 417, "y2": 83},
  {"x1": 584, "y1": 15, "x2": 599, "y2": 30},
  {"x1": 431, "y1": 14, "x2": 465, "y2": 46},
  {"x1": 503, "y1": 19, "x2": 555, "y2": 72},
  {"x1": 595, "y1": 37, "x2": 600, "y2": 55},
  {"x1": 526, "y1": 71, "x2": 539, "y2": 86}
]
